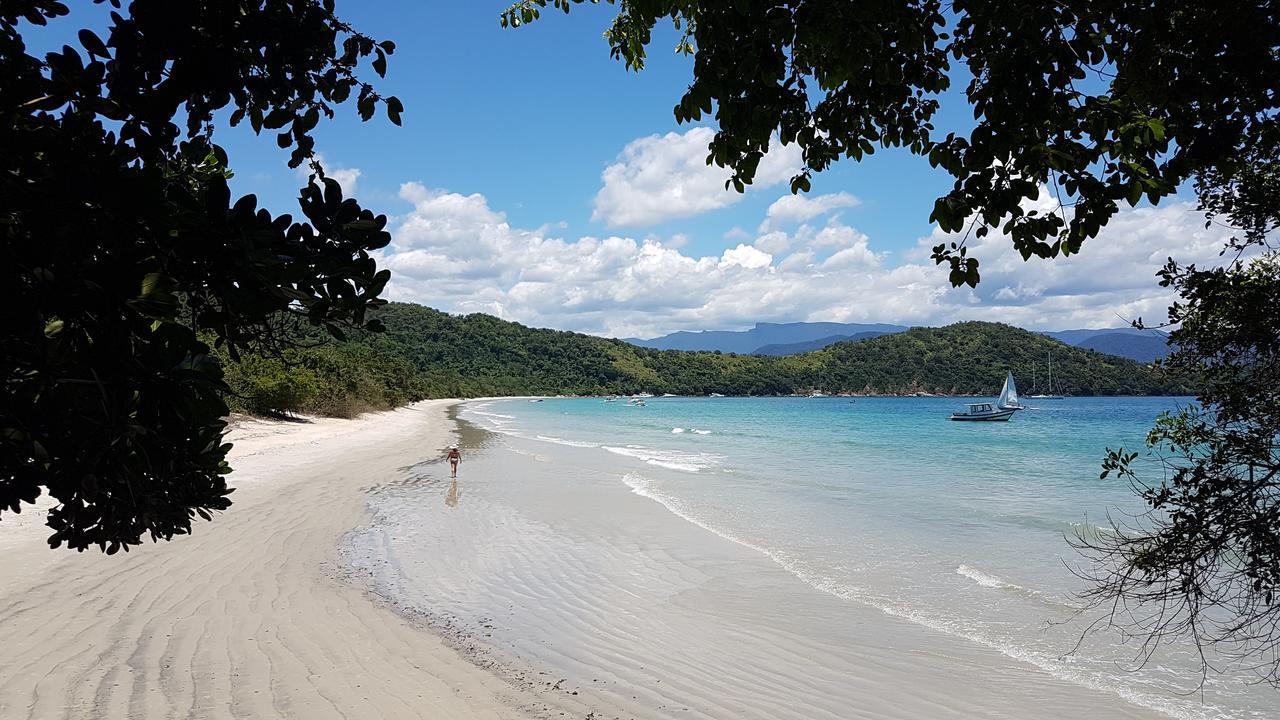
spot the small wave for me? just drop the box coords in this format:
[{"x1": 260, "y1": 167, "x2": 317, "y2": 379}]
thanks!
[
  {"x1": 671, "y1": 428, "x2": 686, "y2": 434},
  {"x1": 462, "y1": 405, "x2": 519, "y2": 433},
  {"x1": 534, "y1": 434, "x2": 600, "y2": 449},
  {"x1": 956, "y1": 564, "x2": 1020, "y2": 590},
  {"x1": 692, "y1": 429, "x2": 712, "y2": 435},
  {"x1": 620, "y1": 474, "x2": 1233, "y2": 720},
  {"x1": 671, "y1": 427, "x2": 712, "y2": 435},
  {"x1": 1066, "y1": 521, "x2": 1138, "y2": 541},
  {"x1": 604, "y1": 445, "x2": 720, "y2": 473}
]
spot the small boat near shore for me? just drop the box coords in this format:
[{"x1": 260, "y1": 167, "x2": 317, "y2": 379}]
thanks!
[{"x1": 948, "y1": 402, "x2": 1016, "y2": 421}]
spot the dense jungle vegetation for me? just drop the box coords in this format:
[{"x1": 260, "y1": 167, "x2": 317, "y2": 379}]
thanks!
[{"x1": 220, "y1": 303, "x2": 1189, "y2": 416}]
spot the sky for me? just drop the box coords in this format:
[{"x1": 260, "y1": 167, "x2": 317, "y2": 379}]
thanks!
[{"x1": 36, "y1": 2, "x2": 1237, "y2": 338}]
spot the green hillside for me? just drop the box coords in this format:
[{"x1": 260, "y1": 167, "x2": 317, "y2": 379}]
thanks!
[
  {"x1": 809, "y1": 323, "x2": 1176, "y2": 396},
  {"x1": 219, "y1": 303, "x2": 1189, "y2": 415}
]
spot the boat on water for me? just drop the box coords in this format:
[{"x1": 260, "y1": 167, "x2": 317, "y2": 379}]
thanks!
[
  {"x1": 627, "y1": 397, "x2": 647, "y2": 406},
  {"x1": 708, "y1": 392, "x2": 725, "y2": 398},
  {"x1": 948, "y1": 402, "x2": 1017, "y2": 421},
  {"x1": 996, "y1": 370, "x2": 1024, "y2": 410},
  {"x1": 1027, "y1": 352, "x2": 1065, "y2": 399}
]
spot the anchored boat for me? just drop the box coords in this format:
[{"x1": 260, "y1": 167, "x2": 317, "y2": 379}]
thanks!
[
  {"x1": 1027, "y1": 352, "x2": 1065, "y2": 399},
  {"x1": 949, "y1": 402, "x2": 1017, "y2": 422},
  {"x1": 997, "y1": 370, "x2": 1024, "y2": 410}
]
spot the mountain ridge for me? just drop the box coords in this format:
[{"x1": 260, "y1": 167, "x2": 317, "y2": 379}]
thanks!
[
  {"x1": 222, "y1": 304, "x2": 1191, "y2": 416},
  {"x1": 753, "y1": 331, "x2": 889, "y2": 356},
  {"x1": 626, "y1": 321, "x2": 1172, "y2": 362},
  {"x1": 624, "y1": 321, "x2": 907, "y2": 355}
]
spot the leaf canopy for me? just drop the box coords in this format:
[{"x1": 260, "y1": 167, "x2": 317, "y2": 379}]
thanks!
[
  {"x1": 1, "y1": 0, "x2": 400, "y2": 550},
  {"x1": 503, "y1": 0, "x2": 1280, "y2": 285}
]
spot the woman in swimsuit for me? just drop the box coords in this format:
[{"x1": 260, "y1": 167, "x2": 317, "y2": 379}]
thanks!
[{"x1": 446, "y1": 444, "x2": 461, "y2": 478}]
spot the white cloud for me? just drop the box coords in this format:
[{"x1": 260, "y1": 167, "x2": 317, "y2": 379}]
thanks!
[
  {"x1": 378, "y1": 181, "x2": 1238, "y2": 338},
  {"x1": 721, "y1": 244, "x2": 773, "y2": 270},
  {"x1": 760, "y1": 191, "x2": 861, "y2": 231},
  {"x1": 299, "y1": 153, "x2": 362, "y2": 197},
  {"x1": 592, "y1": 127, "x2": 802, "y2": 228},
  {"x1": 754, "y1": 231, "x2": 791, "y2": 254}
]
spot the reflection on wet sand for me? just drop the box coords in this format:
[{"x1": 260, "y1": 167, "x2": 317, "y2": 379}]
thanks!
[{"x1": 445, "y1": 478, "x2": 460, "y2": 508}]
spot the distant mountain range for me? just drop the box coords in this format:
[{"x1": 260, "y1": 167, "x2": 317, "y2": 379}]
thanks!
[
  {"x1": 753, "y1": 331, "x2": 891, "y2": 356},
  {"x1": 623, "y1": 322, "x2": 905, "y2": 355},
  {"x1": 625, "y1": 322, "x2": 1172, "y2": 363},
  {"x1": 1074, "y1": 332, "x2": 1173, "y2": 363}
]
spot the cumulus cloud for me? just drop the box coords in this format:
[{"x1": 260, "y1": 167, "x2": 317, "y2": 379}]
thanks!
[
  {"x1": 760, "y1": 191, "x2": 861, "y2": 231},
  {"x1": 378, "y1": 180, "x2": 1237, "y2": 338},
  {"x1": 592, "y1": 127, "x2": 802, "y2": 228},
  {"x1": 721, "y1": 244, "x2": 773, "y2": 270},
  {"x1": 298, "y1": 153, "x2": 362, "y2": 197}
]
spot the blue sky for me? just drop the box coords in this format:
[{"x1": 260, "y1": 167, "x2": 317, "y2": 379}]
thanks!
[
  {"x1": 216, "y1": 1, "x2": 957, "y2": 256},
  {"x1": 31, "y1": 2, "x2": 1229, "y2": 338}
]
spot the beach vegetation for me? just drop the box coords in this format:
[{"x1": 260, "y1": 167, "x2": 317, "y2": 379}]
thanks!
[{"x1": 1, "y1": 1, "x2": 399, "y2": 551}]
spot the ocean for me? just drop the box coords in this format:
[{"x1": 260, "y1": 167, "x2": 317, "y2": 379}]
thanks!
[{"x1": 345, "y1": 396, "x2": 1276, "y2": 719}]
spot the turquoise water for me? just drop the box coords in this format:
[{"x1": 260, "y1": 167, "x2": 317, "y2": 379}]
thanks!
[{"x1": 465, "y1": 395, "x2": 1276, "y2": 719}]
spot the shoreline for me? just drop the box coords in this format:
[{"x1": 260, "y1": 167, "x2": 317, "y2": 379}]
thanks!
[
  {"x1": 343, "y1": 399, "x2": 1186, "y2": 720},
  {"x1": 0, "y1": 396, "x2": 1225, "y2": 719},
  {"x1": 0, "y1": 400, "x2": 539, "y2": 720}
]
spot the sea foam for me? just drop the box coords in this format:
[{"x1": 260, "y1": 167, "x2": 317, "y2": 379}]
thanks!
[
  {"x1": 604, "y1": 445, "x2": 721, "y2": 473},
  {"x1": 534, "y1": 434, "x2": 600, "y2": 448}
]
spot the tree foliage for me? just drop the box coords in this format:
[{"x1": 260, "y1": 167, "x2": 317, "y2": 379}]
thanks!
[
  {"x1": 1, "y1": 0, "x2": 399, "y2": 551},
  {"x1": 219, "y1": 342, "x2": 428, "y2": 419},
  {"x1": 1080, "y1": 252, "x2": 1280, "y2": 683},
  {"x1": 502, "y1": 0, "x2": 1279, "y2": 286}
]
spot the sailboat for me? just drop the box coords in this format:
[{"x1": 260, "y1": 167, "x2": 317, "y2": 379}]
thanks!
[
  {"x1": 1027, "y1": 352, "x2": 1065, "y2": 399},
  {"x1": 996, "y1": 370, "x2": 1024, "y2": 410}
]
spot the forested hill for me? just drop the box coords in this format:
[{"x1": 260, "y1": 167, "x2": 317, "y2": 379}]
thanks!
[
  {"x1": 220, "y1": 303, "x2": 1188, "y2": 416},
  {"x1": 810, "y1": 323, "x2": 1172, "y2": 396}
]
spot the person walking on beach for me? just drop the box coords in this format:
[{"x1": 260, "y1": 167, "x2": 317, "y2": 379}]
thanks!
[{"x1": 446, "y1": 444, "x2": 461, "y2": 478}]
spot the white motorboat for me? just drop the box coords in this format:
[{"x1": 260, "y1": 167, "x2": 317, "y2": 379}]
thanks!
[{"x1": 948, "y1": 402, "x2": 1016, "y2": 421}]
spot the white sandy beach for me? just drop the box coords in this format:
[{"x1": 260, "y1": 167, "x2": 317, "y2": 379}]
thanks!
[{"x1": 0, "y1": 400, "x2": 545, "y2": 720}]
